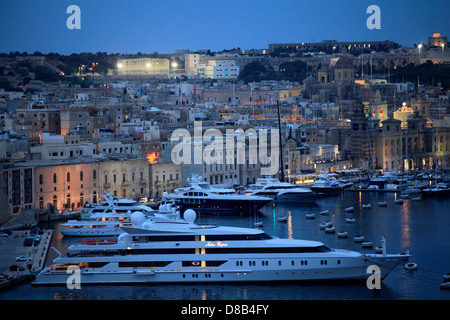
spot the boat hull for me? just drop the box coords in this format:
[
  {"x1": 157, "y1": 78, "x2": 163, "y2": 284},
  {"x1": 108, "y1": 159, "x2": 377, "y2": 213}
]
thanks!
[
  {"x1": 33, "y1": 253, "x2": 409, "y2": 285},
  {"x1": 254, "y1": 192, "x2": 316, "y2": 204},
  {"x1": 310, "y1": 187, "x2": 343, "y2": 195},
  {"x1": 421, "y1": 189, "x2": 450, "y2": 199},
  {"x1": 174, "y1": 198, "x2": 272, "y2": 214}
]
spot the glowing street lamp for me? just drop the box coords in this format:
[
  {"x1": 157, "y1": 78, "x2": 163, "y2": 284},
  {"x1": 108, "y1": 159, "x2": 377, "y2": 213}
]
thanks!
[
  {"x1": 418, "y1": 44, "x2": 423, "y2": 64},
  {"x1": 117, "y1": 62, "x2": 123, "y2": 69}
]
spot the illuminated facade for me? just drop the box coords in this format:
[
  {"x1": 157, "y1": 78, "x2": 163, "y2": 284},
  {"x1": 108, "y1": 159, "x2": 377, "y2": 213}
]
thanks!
[
  {"x1": 11, "y1": 157, "x2": 149, "y2": 212},
  {"x1": 116, "y1": 58, "x2": 170, "y2": 76},
  {"x1": 197, "y1": 60, "x2": 240, "y2": 79}
]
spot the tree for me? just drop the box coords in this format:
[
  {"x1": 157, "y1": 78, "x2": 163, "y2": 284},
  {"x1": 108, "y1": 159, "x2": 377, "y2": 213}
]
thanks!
[{"x1": 278, "y1": 60, "x2": 307, "y2": 82}]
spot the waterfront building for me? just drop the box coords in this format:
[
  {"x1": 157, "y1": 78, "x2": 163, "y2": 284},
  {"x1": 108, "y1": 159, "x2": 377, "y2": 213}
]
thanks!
[
  {"x1": 9, "y1": 156, "x2": 150, "y2": 213},
  {"x1": 149, "y1": 162, "x2": 183, "y2": 199}
]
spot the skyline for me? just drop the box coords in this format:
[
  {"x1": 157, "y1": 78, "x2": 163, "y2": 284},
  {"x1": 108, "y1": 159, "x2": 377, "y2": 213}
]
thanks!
[{"x1": 1, "y1": 0, "x2": 450, "y2": 55}]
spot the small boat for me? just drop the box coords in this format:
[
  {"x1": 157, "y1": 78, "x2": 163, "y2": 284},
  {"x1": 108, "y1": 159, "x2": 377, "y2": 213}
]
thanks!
[
  {"x1": 394, "y1": 199, "x2": 403, "y2": 204},
  {"x1": 440, "y1": 282, "x2": 450, "y2": 290},
  {"x1": 405, "y1": 262, "x2": 418, "y2": 271},
  {"x1": 345, "y1": 207, "x2": 354, "y2": 212},
  {"x1": 362, "y1": 204, "x2": 371, "y2": 209},
  {"x1": 319, "y1": 222, "x2": 332, "y2": 229},
  {"x1": 305, "y1": 214, "x2": 315, "y2": 219},
  {"x1": 411, "y1": 197, "x2": 421, "y2": 202},
  {"x1": 362, "y1": 241, "x2": 373, "y2": 248},
  {"x1": 440, "y1": 274, "x2": 450, "y2": 290},
  {"x1": 254, "y1": 222, "x2": 263, "y2": 228},
  {"x1": 354, "y1": 235, "x2": 365, "y2": 242},
  {"x1": 346, "y1": 218, "x2": 356, "y2": 223},
  {"x1": 337, "y1": 231, "x2": 348, "y2": 238},
  {"x1": 378, "y1": 201, "x2": 387, "y2": 207},
  {"x1": 325, "y1": 226, "x2": 336, "y2": 233},
  {"x1": 320, "y1": 210, "x2": 329, "y2": 216},
  {"x1": 277, "y1": 216, "x2": 288, "y2": 222}
]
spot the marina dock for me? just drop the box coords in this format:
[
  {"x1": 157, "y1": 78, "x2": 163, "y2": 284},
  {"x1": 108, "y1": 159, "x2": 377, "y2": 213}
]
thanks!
[{"x1": 0, "y1": 230, "x2": 53, "y2": 290}]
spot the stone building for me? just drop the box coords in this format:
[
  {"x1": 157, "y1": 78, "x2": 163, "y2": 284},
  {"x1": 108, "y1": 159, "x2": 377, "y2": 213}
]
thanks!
[
  {"x1": 374, "y1": 116, "x2": 450, "y2": 172},
  {"x1": 149, "y1": 162, "x2": 183, "y2": 199},
  {"x1": 13, "y1": 157, "x2": 150, "y2": 212}
]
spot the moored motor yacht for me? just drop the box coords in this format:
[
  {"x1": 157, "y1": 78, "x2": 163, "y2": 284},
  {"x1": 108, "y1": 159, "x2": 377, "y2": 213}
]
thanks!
[
  {"x1": 34, "y1": 210, "x2": 410, "y2": 285},
  {"x1": 421, "y1": 183, "x2": 450, "y2": 199},
  {"x1": 163, "y1": 174, "x2": 272, "y2": 214},
  {"x1": 59, "y1": 201, "x2": 183, "y2": 237},
  {"x1": 245, "y1": 177, "x2": 316, "y2": 204},
  {"x1": 80, "y1": 191, "x2": 156, "y2": 220},
  {"x1": 310, "y1": 174, "x2": 344, "y2": 195}
]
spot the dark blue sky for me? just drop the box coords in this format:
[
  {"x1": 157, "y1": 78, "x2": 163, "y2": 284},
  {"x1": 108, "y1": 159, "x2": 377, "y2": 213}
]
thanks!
[{"x1": 1, "y1": 0, "x2": 449, "y2": 54}]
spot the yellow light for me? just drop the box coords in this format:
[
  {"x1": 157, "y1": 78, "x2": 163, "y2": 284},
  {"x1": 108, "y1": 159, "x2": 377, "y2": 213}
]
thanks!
[
  {"x1": 117, "y1": 63, "x2": 123, "y2": 69},
  {"x1": 146, "y1": 152, "x2": 158, "y2": 164}
]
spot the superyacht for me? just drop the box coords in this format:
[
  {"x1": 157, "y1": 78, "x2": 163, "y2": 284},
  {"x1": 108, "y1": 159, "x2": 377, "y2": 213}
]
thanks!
[
  {"x1": 34, "y1": 210, "x2": 410, "y2": 285},
  {"x1": 163, "y1": 174, "x2": 272, "y2": 213},
  {"x1": 80, "y1": 191, "x2": 156, "y2": 220},
  {"x1": 245, "y1": 177, "x2": 316, "y2": 204},
  {"x1": 59, "y1": 201, "x2": 182, "y2": 237}
]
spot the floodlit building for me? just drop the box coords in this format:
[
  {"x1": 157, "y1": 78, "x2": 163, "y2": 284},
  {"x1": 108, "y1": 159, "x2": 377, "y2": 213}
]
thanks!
[{"x1": 115, "y1": 58, "x2": 170, "y2": 76}]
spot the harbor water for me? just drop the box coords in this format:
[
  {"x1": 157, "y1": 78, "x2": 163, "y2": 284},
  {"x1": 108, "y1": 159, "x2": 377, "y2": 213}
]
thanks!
[{"x1": 1, "y1": 191, "x2": 449, "y2": 300}]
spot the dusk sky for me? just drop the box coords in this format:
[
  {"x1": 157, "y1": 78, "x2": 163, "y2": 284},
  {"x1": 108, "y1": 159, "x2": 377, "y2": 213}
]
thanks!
[{"x1": 1, "y1": 0, "x2": 449, "y2": 54}]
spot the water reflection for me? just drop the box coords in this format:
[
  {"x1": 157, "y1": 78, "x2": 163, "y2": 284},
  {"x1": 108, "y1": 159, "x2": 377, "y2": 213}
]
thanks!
[
  {"x1": 400, "y1": 201, "x2": 411, "y2": 249},
  {"x1": 1, "y1": 192, "x2": 450, "y2": 300}
]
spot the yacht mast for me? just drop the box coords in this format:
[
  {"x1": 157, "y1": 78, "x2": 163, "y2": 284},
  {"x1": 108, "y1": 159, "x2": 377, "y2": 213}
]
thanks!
[{"x1": 277, "y1": 100, "x2": 285, "y2": 182}]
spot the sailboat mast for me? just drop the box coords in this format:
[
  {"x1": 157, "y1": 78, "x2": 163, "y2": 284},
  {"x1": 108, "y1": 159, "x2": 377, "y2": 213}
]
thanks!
[{"x1": 277, "y1": 100, "x2": 285, "y2": 182}]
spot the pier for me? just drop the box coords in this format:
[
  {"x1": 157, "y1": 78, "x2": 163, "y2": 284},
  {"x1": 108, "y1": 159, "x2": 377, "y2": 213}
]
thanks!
[{"x1": 0, "y1": 230, "x2": 53, "y2": 290}]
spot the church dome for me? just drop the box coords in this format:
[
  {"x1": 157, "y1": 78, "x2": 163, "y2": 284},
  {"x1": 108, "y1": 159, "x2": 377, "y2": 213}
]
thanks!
[
  {"x1": 335, "y1": 55, "x2": 353, "y2": 69},
  {"x1": 335, "y1": 47, "x2": 353, "y2": 69}
]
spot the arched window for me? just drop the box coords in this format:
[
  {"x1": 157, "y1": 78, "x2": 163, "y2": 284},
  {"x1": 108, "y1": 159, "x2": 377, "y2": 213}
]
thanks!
[
  {"x1": 53, "y1": 173, "x2": 57, "y2": 184},
  {"x1": 93, "y1": 169, "x2": 97, "y2": 180},
  {"x1": 39, "y1": 174, "x2": 43, "y2": 185},
  {"x1": 80, "y1": 171, "x2": 83, "y2": 181},
  {"x1": 93, "y1": 191, "x2": 97, "y2": 204},
  {"x1": 67, "y1": 172, "x2": 70, "y2": 182}
]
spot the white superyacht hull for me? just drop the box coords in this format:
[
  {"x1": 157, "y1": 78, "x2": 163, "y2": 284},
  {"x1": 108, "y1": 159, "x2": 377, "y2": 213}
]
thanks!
[{"x1": 34, "y1": 252, "x2": 408, "y2": 285}]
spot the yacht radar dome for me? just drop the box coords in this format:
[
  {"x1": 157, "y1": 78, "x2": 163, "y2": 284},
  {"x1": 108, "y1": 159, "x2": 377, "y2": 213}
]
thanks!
[
  {"x1": 130, "y1": 211, "x2": 145, "y2": 226},
  {"x1": 183, "y1": 209, "x2": 197, "y2": 224}
]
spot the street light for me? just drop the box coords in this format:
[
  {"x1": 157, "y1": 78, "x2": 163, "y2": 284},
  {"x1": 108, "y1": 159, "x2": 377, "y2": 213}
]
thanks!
[
  {"x1": 442, "y1": 43, "x2": 445, "y2": 58},
  {"x1": 418, "y1": 44, "x2": 423, "y2": 64}
]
